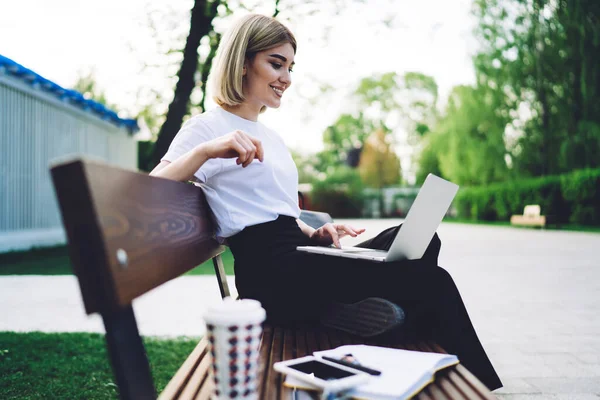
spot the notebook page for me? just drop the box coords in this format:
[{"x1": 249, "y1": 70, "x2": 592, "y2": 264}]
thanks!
[{"x1": 312, "y1": 345, "x2": 459, "y2": 398}]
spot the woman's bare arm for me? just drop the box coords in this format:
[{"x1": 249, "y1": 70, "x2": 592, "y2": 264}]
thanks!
[
  {"x1": 149, "y1": 130, "x2": 265, "y2": 182},
  {"x1": 149, "y1": 145, "x2": 210, "y2": 182}
]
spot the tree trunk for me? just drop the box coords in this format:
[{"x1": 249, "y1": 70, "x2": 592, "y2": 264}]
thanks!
[
  {"x1": 198, "y1": 32, "x2": 221, "y2": 113},
  {"x1": 150, "y1": 0, "x2": 220, "y2": 168}
]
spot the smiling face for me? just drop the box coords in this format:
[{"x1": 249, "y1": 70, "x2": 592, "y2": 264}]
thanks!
[{"x1": 242, "y1": 42, "x2": 295, "y2": 111}]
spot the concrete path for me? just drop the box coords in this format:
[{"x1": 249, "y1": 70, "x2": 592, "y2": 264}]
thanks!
[{"x1": 1, "y1": 220, "x2": 599, "y2": 399}]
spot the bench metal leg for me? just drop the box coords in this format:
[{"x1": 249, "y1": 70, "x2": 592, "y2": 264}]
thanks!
[
  {"x1": 212, "y1": 254, "x2": 231, "y2": 299},
  {"x1": 102, "y1": 305, "x2": 156, "y2": 400}
]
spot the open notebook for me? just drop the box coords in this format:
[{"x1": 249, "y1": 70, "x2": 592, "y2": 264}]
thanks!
[{"x1": 284, "y1": 345, "x2": 458, "y2": 400}]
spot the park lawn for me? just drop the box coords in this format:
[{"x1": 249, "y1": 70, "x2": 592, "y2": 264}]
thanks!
[
  {"x1": 0, "y1": 331, "x2": 198, "y2": 399},
  {"x1": 0, "y1": 246, "x2": 235, "y2": 276}
]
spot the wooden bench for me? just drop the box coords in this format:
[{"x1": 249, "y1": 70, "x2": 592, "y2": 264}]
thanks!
[
  {"x1": 510, "y1": 204, "x2": 546, "y2": 227},
  {"x1": 50, "y1": 158, "x2": 495, "y2": 400}
]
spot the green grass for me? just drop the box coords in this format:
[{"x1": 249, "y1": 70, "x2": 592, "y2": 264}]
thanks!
[
  {"x1": 0, "y1": 246, "x2": 235, "y2": 276},
  {"x1": 0, "y1": 331, "x2": 199, "y2": 400}
]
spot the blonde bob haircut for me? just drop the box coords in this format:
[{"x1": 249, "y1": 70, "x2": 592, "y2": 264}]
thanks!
[{"x1": 211, "y1": 14, "x2": 297, "y2": 113}]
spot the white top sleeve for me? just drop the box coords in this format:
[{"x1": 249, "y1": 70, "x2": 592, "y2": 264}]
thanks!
[{"x1": 161, "y1": 117, "x2": 222, "y2": 183}]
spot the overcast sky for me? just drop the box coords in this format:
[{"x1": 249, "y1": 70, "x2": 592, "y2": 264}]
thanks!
[{"x1": 0, "y1": 0, "x2": 479, "y2": 166}]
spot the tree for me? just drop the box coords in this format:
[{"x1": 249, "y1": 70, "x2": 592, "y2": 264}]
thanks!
[
  {"x1": 419, "y1": 85, "x2": 510, "y2": 186},
  {"x1": 471, "y1": 0, "x2": 600, "y2": 177},
  {"x1": 71, "y1": 71, "x2": 115, "y2": 109},
  {"x1": 316, "y1": 113, "x2": 378, "y2": 174},
  {"x1": 149, "y1": 0, "x2": 222, "y2": 169},
  {"x1": 358, "y1": 128, "x2": 401, "y2": 188}
]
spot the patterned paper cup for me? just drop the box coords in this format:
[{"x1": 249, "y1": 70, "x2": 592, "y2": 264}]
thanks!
[{"x1": 204, "y1": 298, "x2": 266, "y2": 400}]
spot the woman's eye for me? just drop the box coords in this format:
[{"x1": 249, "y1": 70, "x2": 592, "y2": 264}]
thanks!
[{"x1": 271, "y1": 62, "x2": 282, "y2": 70}]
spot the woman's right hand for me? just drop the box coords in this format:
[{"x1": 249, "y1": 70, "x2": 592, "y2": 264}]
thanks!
[{"x1": 202, "y1": 130, "x2": 264, "y2": 168}]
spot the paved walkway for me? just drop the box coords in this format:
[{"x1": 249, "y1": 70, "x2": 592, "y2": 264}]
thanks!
[{"x1": 1, "y1": 220, "x2": 599, "y2": 399}]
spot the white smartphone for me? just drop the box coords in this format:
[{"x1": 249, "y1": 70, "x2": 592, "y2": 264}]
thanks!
[{"x1": 274, "y1": 355, "x2": 370, "y2": 392}]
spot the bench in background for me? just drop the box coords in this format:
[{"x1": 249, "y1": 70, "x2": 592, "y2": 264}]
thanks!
[
  {"x1": 50, "y1": 158, "x2": 494, "y2": 400},
  {"x1": 510, "y1": 204, "x2": 546, "y2": 228}
]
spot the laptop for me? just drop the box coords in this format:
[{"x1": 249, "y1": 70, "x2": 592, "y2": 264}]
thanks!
[{"x1": 296, "y1": 174, "x2": 459, "y2": 262}]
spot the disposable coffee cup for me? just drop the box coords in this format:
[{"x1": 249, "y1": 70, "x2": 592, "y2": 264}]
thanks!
[{"x1": 204, "y1": 298, "x2": 266, "y2": 400}]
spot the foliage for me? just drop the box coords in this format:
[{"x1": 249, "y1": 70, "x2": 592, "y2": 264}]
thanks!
[
  {"x1": 315, "y1": 71, "x2": 437, "y2": 186},
  {"x1": 454, "y1": 168, "x2": 600, "y2": 225},
  {"x1": 310, "y1": 166, "x2": 364, "y2": 218},
  {"x1": 0, "y1": 332, "x2": 198, "y2": 399},
  {"x1": 317, "y1": 112, "x2": 379, "y2": 175},
  {"x1": 357, "y1": 128, "x2": 401, "y2": 188},
  {"x1": 71, "y1": 71, "x2": 115, "y2": 110},
  {"x1": 423, "y1": 85, "x2": 511, "y2": 186},
  {"x1": 416, "y1": 0, "x2": 600, "y2": 187},
  {"x1": 414, "y1": 135, "x2": 443, "y2": 185},
  {"x1": 471, "y1": 0, "x2": 600, "y2": 176}
]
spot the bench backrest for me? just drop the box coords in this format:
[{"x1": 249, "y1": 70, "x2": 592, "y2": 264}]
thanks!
[
  {"x1": 51, "y1": 158, "x2": 227, "y2": 314},
  {"x1": 51, "y1": 158, "x2": 232, "y2": 399},
  {"x1": 523, "y1": 204, "x2": 541, "y2": 217}
]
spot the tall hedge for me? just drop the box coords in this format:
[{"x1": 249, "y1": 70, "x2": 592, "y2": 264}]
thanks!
[{"x1": 454, "y1": 168, "x2": 600, "y2": 225}]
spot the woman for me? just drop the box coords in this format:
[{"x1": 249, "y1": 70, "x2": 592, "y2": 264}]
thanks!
[{"x1": 150, "y1": 14, "x2": 502, "y2": 391}]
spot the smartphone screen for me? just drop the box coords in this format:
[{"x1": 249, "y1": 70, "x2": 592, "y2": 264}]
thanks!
[{"x1": 287, "y1": 360, "x2": 357, "y2": 381}]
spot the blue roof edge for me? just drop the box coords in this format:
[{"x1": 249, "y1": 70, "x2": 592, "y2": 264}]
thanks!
[{"x1": 0, "y1": 54, "x2": 139, "y2": 134}]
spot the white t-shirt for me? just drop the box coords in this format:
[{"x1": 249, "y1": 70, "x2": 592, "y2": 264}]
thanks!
[{"x1": 161, "y1": 107, "x2": 301, "y2": 240}]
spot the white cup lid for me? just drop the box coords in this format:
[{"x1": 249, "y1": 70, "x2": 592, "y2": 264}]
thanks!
[{"x1": 204, "y1": 297, "x2": 266, "y2": 326}]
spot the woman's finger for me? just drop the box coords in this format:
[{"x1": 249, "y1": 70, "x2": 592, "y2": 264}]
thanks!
[
  {"x1": 236, "y1": 135, "x2": 255, "y2": 167},
  {"x1": 335, "y1": 224, "x2": 358, "y2": 238},
  {"x1": 325, "y1": 224, "x2": 341, "y2": 248},
  {"x1": 249, "y1": 136, "x2": 264, "y2": 162},
  {"x1": 240, "y1": 135, "x2": 258, "y2": 167},
  {"x1": 229, "y1": 139, "x2": 248, "y2": 164}
]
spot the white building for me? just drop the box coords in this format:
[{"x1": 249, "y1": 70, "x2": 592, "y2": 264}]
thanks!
[{"x1": 0, "y1": 54, "x2": 139, "y2": 252}]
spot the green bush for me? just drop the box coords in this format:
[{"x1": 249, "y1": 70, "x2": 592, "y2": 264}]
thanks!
[
  {"x1": 311, "y1": 166, "x2": 365, "y2": 218},
  {"x1": 560, "y1": 169, "x2": 600, "y2": 225},
  {"x1": 454, "y1": 168, "x2": 600, "y2": 226}
]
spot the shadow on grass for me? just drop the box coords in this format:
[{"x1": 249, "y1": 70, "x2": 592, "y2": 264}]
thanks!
[{"x1": 0, "y1": 331, "x2": 198, "y2": 399}]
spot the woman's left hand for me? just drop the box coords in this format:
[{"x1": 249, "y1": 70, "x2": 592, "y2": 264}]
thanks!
[{"x1": 310, "y1": 223, "x2": 366, "y2": 249}]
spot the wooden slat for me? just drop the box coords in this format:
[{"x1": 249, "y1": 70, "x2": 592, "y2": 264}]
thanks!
[
  {"x1": 419, "y1": 341, "x2": 488, "y2": 400},
  {"x1": 447, "y1": 369, "x2": 487, "y2": 400},
  {"x1": 416, "y1": 341, "x2": 468, "y2": 399},
  {"x1": 437, "y1": 371, "x2": 468, "y2": 400},
  {"x1": 193, "y1": 378, "x2": 214, "y2": 400},
  {"x1": 455, "y1": 364, "x2": 496, "y2": 400},
  {"x1": 159, "y1": 338, "x2": 208, "y2": 400},
  {"x1": 415, "y1": 388, "x2": 435, "y2": 400},
  {"x1": 265, "y1": 326, "x2": 284, "y2": 399},
  {"x1": 177, "y1": 352, "x2": 211, "y2": 400},
  {"x1": 258, "y1": 325, "x2": 275, "y2": 400},
  {"x1": 425, "y1": 380, "x2": 451, "y2": 400},
  {"x1": 279, "y1": 329, "x2": 296, "y2": 400}
]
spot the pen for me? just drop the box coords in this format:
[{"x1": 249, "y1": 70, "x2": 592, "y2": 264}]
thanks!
[{"x1": 321, "y1": 356, "x2": 382, "y2": 376}]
